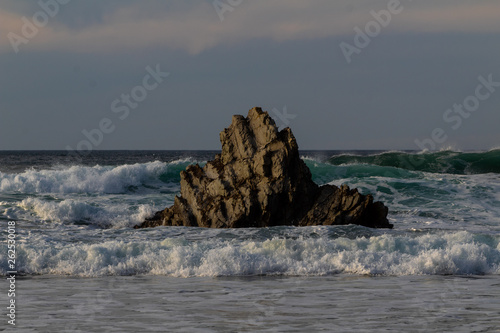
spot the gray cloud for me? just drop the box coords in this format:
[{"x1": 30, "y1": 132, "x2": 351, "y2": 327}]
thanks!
[
  {"x1": 2, "y1": 0, "x2": 500, "y2": 55},
  {"x1": 1, "y1": 1, "x2": 499, "y2": 150}
]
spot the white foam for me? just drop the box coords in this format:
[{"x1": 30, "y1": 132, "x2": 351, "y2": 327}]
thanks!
[
  {"x1": 333, "y1": 172, "x2": 500, "y2": 233},
  {"x1": 4, "y1": 230, "x2": 499, "y2": 277},
  {"x1": 0, "y1": 161, "x2": 169, "y2": 194},
  {"x1": 17, "y1": 197, "x2": 157, "y2": 228}
]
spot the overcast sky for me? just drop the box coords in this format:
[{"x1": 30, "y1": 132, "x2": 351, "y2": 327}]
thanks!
[{"x1": 1, "y1": 0, "x2": 499, "y2": 150}]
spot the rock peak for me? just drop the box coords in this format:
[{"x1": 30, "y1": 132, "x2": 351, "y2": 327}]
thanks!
[
  {"x1": 135, "y1": 107, "x2": 391, "y2": 229},
  {"x1": 220, "y1": 107, "x2": 282, "y2": 164}
]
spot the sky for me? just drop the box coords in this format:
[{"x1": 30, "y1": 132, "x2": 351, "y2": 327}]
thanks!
[{"x1": 1, "y1": 0, "x2": 499, "y2": 151}]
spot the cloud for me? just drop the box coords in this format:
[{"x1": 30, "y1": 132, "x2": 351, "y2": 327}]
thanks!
[{"x1": 1, "y1": 0, "x2": 500, "y2": 55}]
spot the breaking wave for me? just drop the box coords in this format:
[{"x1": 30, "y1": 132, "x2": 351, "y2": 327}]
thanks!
[
  {"x1": 0, "y1": 160, "x2": 193, "y2": 194},
  {"x1": 3, "y1": 228, "x2": 499, "y2": 277},
  {"x1": 325, "y1": 149, "x2": 500, "y2": 175}
]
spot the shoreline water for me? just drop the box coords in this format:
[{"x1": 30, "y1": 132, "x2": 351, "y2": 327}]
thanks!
[{"x1": 14, "y1": 274, "x2": 500, "y2": 332}]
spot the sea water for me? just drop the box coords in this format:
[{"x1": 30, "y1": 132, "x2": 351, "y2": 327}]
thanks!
[{"x1": 1, "y1": 150, "x2": 499, "y2": 332}]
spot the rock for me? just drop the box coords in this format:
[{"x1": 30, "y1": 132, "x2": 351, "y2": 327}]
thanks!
[{"x1": 135, "y1": 107, "x2": 392, "y2": 229}]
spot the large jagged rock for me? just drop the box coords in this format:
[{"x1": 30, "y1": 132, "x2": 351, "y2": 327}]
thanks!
[{"x1": 135, "y1": 107, "x2": 392, "y2": 229}]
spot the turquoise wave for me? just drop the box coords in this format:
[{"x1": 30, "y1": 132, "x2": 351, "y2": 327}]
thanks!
[{"x1": 325, "y1": 150, "x2": 500, "y2": 175}]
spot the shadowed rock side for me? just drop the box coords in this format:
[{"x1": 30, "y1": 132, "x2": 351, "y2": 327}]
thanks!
[{"x1": 135, "y1": 107, "x2": 392, "y2": 229}]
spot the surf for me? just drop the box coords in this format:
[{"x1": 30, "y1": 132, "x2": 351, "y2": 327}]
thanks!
[
  {"x1": 4, "y1": 228, "x2": 499, "y2": 277},
  {"x1": 324, "y1": 149, "x2": 500, "y2": 175}
]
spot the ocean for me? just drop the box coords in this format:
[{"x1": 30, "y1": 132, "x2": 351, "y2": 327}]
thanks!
[{"x1": 1, "y1": 150, "x2": 500, "y2": 332}]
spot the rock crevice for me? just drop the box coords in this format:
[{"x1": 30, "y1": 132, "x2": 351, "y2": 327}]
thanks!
[{"x1": 135, "y1": 107, "x2": 392, "y2": 229}]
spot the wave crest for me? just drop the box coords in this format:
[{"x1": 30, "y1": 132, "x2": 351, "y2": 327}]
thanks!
[
  {"x1": 326, "y1": 149, "x2": 500, "y2": 175},
  {"x1": 0, "y1": 160, "x2": 192, "y2": 194},
  {"x1": 4, "y1": 230, "x2": 499, "y2": 277}
]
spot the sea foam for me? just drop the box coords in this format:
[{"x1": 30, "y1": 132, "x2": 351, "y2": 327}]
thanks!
[
  {"x1": 18, "y1": 197, "x2": 156, "y2": 228},
  {"x1": 4, "y1": 230, "x2": 499, "y2": 277},
  {"x1": 0, "y1": 161, "x2": 183, "y2": 194}
]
